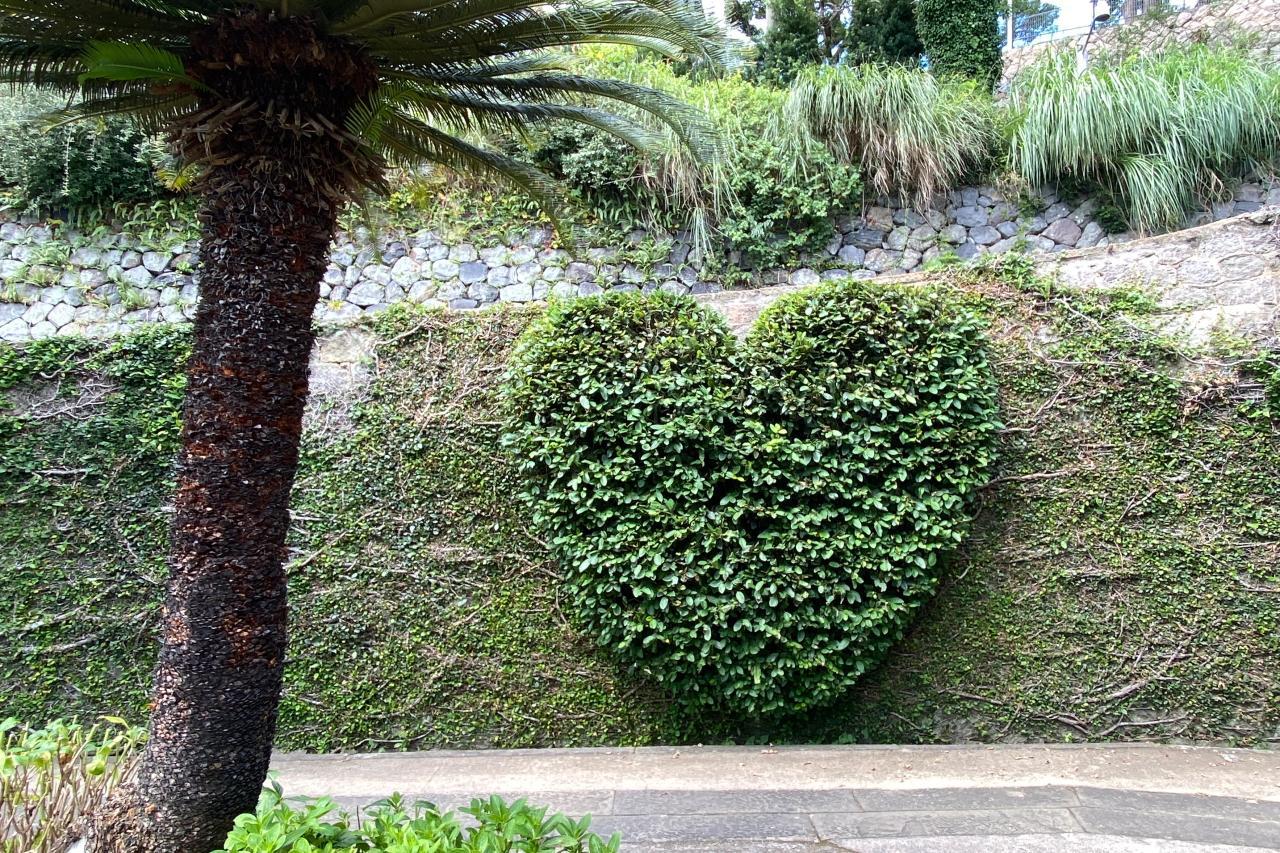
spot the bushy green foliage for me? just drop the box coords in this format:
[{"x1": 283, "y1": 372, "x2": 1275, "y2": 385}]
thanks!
[
  {"x1": 847, "y1": 0, "x2": 923, "y2": 64},
  {"x1": 1, "y1": 718, "x2": 144, "y2": 853},
  {"x1": 218, "y1": 784, "x2": 619, "y2": 853},
  {"x1": 758, "y1": 0, "x2": 825, "y2": 84},
  {"x1": 916, "y1": 0, "x2": 1002, "y2": 87},
  {"x1": 529, "y1": 50, "x2": 861, "y2": 268},
  {"x1": 0, "y1": 89, "x2": 166, "y2": 216},
  {"x1": 503, "y1": 284, "x2": 1001, "y2": 715},
  {"x1": 783, "y1": 63, "x2": 998, "y2": 206},
  {"x1": 1007, "y1": 44, "x2": 1280, "y2": 232}
]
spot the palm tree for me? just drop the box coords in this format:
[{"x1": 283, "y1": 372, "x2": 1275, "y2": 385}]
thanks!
[{"x1": 0, "y1": 2, "x2": 720, "y2": 850}]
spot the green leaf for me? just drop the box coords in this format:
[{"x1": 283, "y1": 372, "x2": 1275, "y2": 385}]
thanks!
[{"x1": 78, "y1": 41, "x2": 209, "y2": 93}]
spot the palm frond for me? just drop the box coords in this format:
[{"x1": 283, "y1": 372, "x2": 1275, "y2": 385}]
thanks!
[
  {"x1": 79, "y1": 41, "x2": 208, "y2": 92},
  {"x1": 376, "y1": 110, "x2": 574, "y2": 241},
  {"x1": 393, "y1": 70, "x2": 715, "y2": 163},
  {"x1": 363, "y1": 2, "x2": 725, "y2": 66},
  {"x1": 47, "y1": 90, "x2": 198, "y2": 133}
]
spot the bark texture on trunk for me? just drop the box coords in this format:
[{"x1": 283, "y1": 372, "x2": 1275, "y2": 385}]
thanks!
[
  {"x1": 85, "y1": 170, "x2": 339, "y2": 853},
  {"x1": 81, "y1": 13, "x2": 379, "y2": 851}
]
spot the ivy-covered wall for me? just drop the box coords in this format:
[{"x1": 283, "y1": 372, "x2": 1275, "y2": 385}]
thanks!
[{"x1": 3, "y1": 264, "x2": 1279, "y2": 749}]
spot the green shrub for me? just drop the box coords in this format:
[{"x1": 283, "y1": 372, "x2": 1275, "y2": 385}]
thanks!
[
  {"x1": 0, "y1": 89, "x2": 166, "y2": 216},
  {"x1": 782, "y1": 63, "x2": 999, "y2": 206},
  {"x1": 916, "y1": 0, "x2": 1002, "y2": 88},
  {"x1": 757, "y1": 0, "x2": 825, "y2": 84},
  {"x1": 217, "y1": 784, "x2": 620, "y2": 853},
  {"x1": 1006, "y1": 44, "x2": 1280, "y2": 233},
  {"x1": 846, "y1": 0, "x2": 923, "y2": 65},
  {"x1": 526, "y1": 49, "x2": 861, "y2": 268},
  {"x1": 503, "y1": 284, "x2": 1001, "y2": 715},
  {"x1": 0, "y1": 718, "x2": 145, "y2": 853}
]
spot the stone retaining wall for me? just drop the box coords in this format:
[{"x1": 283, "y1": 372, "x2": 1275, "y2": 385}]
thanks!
[
  {"x1": 0, "y1": 178, "x2": 1276, "y2": 343},
  {"x1": 699, "y1": 207, "x2": 1280, "y2": 342}
]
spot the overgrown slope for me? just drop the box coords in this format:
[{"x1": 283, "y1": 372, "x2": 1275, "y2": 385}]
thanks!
[{"x1": 3, "y1": 266, "x2": 1277, "y2": 749}]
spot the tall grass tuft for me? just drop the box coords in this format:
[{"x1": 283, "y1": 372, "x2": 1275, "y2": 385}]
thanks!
[
  {"x1": 781, "y1": 63, "x2": 1001, "y2": 207},
  {"x1": 1, "y1": 718, "x2": 144, "y2": 853},
  {"x1": 1007, "y1": 44, "x2": 1280, "y2": 233}
]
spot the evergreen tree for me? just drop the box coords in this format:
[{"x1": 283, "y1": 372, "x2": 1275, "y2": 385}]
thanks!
[
  {"x1": 848, "y1": 0, "x2": 923, "y2": 64},
  {"x1": 759, "y1": 0, "x2": 825, "y2": 82}
]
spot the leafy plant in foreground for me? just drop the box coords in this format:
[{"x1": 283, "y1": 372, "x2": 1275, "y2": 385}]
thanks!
[
  {"x1": 0, "y1": 718, "x2": 145, "y2": 853},
  {"x1": 217, "y1": 783, "x2": 619, "y2": 853},
  {"x1": 503, "y1": 284, "x2": 1001, "y2": 715}
]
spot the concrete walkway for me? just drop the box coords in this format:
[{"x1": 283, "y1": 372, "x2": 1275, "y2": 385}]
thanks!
[{"x1": 272, "y1": 744, "x2": 1280, "y2": 852}]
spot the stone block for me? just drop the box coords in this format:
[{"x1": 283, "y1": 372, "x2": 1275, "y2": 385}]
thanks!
[
  {"x1": 486, "y1": 266, "x2": 511, "y2": 287},
  {"x1": 1042, "y1": 217, "x2": 1082, "y2": 246},
  {"x1": 390, "y1": 256, "x2": 421, "y2": 284},
  {"x1": 790, "y1": 268, "x2": 819, "y2": 286},
  {"x1": 509, "y1": 246, "x2": 537, "y2": 265},
  {"x1": 362, "y1": 264, "x2": 392, "y2": 285},
  {"x1": 69, "y1": 247, "x2": 103, "y2": 267},
  {"x1": 458, "y1": 261, "x2": 488, "y2": 284},
  {"x1": 448, "y1": 243, "x2": 478, "y2": 263},
  {"x1": 969, "y1": 225, "x2": 1001, "y2": 246},
  {"x1": 141, "y1": 251, "x2": 170, "y2": 273},
  {"x1": 864, "y1": 249, "x2": 900, "y2": 273},
  {"x1": 407, "y1": 280, "x2": 435, "y2": 303},
  {"x1": 0, "y1": 317, "x2": 27, "y2": 341},
  {"x1": 431, "y1": 259, "x2": 459, "y2": 279},
  {"x1": 906, "y1": 225, "x2": 937, "y2": 251},
  {"x1": 939, "y1": 224, "x2": 967, "y2": 244},
  {"x1": 448, "y1": 298, "x2": 479, "y2": 310},
  {"x1": 865, "y1": 206, "x2": 895, "y2": 230},
  {"x1": 436, "y1": 281, "x2": 465, "y2": 300},
  {"x1": 837, "y1": 245, "x2": 866, "y2": 265},
  {"x1": 1076, "y1": 221, "x2": 1105, "y2": 249},
  {"x1": 467, "y1": 282, "x2": 499, "y2": 302},
  {"x1": 500, "y1": 282, "x2": 534, "y2": 302},
  {"x1": 885, "y1": 226, "x2": 910, "y2": 251},
  {"x1": 848, "y1": 228, "x2": 887, "y2": 250},
  {"x1": 1043, "y1": 202, "x2": 1071, "y2": 222},
  {"x1": 952, "y1": 206, "x2": 988, "y2": 228},
  {"x1": 347, "y1": 281, "x2": 385, "y2": 307},
  {"x1": 514, "y1": 262, "x2": 541, "y2": 283}
]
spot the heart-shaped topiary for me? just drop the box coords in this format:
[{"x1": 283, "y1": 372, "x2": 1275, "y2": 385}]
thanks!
[{"x1": 503, "y1": 280, "x2": 1000, "y2": 716}]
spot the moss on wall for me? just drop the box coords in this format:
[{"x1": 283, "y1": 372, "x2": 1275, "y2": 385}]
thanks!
[{"x1": 3, "y1": 266, "x2": 1277, "y2": 749}]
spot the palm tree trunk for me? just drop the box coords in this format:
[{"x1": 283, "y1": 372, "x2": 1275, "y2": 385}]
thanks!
[{"x1": 86, "y1": 169, "x2": 338, "y2": 853}]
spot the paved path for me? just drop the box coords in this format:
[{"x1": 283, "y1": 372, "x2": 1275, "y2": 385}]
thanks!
[{"x1": 272, "y1": 744, "x2": 1280, "y2": 852}]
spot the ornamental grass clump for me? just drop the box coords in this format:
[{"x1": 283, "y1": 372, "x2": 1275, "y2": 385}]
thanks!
[
  {"x1": 503, "y1": 284, "x2": 1000, "y2": 716},
  {"x1": 781, "y1": 63, "x2": 1000, "y2": 207},
  {"x1": 1007, "y1": 44, "x2": 1280, "y2": 233}
]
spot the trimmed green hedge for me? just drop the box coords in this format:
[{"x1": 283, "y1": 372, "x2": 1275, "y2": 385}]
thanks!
[{"x1": 502, "y1": 284, "x2": 1000, "y2": 715}]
